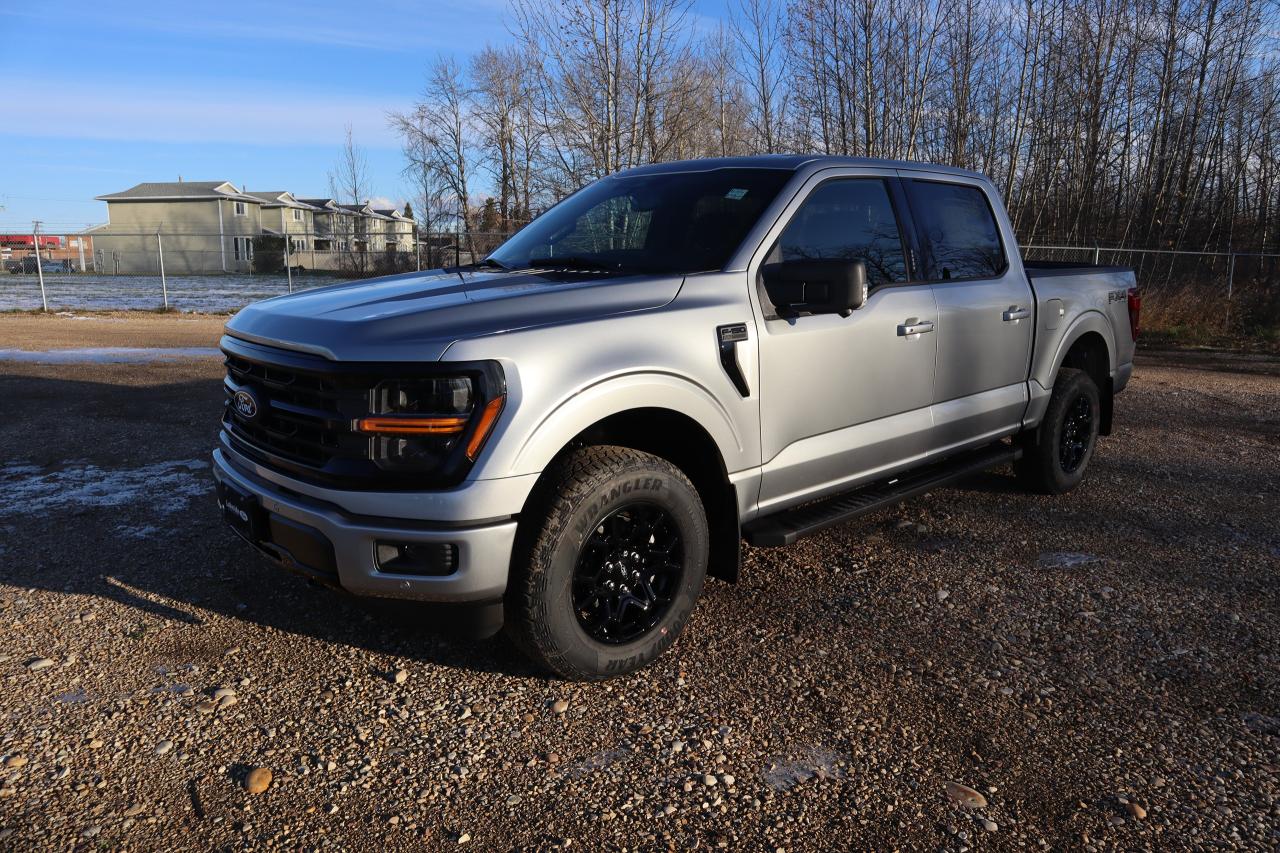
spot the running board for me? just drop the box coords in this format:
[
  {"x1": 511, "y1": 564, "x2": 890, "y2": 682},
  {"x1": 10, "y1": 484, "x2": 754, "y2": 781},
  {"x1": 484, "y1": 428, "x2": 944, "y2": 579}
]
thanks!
[{"x1": 744, "y1": 444, "x2": 1021, "y2": 547}]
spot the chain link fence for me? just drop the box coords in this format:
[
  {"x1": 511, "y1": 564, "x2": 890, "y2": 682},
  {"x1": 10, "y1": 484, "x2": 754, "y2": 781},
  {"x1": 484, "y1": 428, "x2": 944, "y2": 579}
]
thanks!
[
  {"x1": 1022, "y1": 244, "x2": 1279, "y2": 333},
  {"x1": 4, "y1": 228, "x2": 1276, "y2": 333},
  {"x1": 0, "y1": 229, "x2": 516, "y2": 311}
]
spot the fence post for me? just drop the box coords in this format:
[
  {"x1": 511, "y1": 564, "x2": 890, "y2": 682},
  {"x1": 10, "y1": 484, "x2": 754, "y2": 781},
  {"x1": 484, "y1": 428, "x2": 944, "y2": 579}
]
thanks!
[
  {"x1": 1226, "y1": 252, "x2": 1235, "y2": 327},
  {"x1": 1093, "y1": 244, "x2": 1100, "y2": 265},
  {"x1": 77, "y1": 237, "x2": 86, "y2": 272},
  {"x1": 32, "y1": 222, "x2": 48, "y2": 312},
  {"x1": 157, "y1": 230, "x2": 169, "y2": 310},
  {"x1": 284, "y1": 235, "x2": 293, "y2": 293}
]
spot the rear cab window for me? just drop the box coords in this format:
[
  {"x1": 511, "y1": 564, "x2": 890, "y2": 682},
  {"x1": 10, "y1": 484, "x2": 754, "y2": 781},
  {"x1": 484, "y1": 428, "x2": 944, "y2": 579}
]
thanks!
[{"x1": 905, "y1": 180, "x2": 1007, "y2": 281}]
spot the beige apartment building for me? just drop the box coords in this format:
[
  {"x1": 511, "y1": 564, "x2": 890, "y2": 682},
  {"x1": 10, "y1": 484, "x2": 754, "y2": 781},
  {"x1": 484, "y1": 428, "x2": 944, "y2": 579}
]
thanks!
[
  {"x1": 91, "y1": 181, "x2": 417, "y2": 274},
  {"x1": 92, "y1": 182, "x2": 265, "y2": 274}
]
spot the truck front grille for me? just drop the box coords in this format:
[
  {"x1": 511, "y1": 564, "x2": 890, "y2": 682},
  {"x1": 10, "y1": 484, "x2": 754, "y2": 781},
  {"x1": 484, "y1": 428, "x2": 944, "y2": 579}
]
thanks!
[{"x1": 221, "y1": 349, "x2": 370, "y2": 477}]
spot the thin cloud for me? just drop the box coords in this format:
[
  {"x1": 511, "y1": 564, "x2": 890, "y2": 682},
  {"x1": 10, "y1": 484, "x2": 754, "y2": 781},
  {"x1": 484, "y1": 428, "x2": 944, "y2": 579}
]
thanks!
[
  {"x1": 5, "y1": 0, "x2": 508, "y2": 53},
  {"x1": 2, "y1": 76, "x2": 401, "y2": 147}
]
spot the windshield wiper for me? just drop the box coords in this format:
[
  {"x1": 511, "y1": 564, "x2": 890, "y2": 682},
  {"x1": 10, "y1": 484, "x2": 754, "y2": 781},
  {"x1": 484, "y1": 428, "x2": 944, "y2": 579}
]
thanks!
[
  {"x1": 474, "y1": 257, "x2": 509, "y2": 270},
  {"x1": 528, "y1": 255, "x2": 625, "y2": 273}
]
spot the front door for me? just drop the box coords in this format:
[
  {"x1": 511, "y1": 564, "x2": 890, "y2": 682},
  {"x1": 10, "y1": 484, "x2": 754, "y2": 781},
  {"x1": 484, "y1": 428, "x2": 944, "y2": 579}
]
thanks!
[{"x1": 753, "y1": 173, "x2": 938, "y2": 514}]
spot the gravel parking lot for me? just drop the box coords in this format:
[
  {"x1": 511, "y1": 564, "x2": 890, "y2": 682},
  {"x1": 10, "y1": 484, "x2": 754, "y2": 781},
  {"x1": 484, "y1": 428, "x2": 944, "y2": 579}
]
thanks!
[{"x1": 0, "y1": 315, "x2": 1276, "y2": 850}]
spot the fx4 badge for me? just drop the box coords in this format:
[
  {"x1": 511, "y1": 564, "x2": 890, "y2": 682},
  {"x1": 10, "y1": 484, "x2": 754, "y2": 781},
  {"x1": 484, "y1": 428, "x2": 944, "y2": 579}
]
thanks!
[{"x1": 233, "y1": 389, "x2": 259, "y2": 419}]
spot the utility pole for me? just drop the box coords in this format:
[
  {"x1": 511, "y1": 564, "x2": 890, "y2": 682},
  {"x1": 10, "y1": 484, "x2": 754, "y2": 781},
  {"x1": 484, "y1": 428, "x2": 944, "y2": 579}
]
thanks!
[{"x1": 32, "y1": 220, "x2": 47, "y2": 312}]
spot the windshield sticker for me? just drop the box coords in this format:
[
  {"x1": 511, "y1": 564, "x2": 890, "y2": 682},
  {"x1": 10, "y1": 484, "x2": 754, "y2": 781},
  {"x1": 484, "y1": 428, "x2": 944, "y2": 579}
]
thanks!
[{"x1": 725, "y1": 188, "x2": 748, "y2": 200}]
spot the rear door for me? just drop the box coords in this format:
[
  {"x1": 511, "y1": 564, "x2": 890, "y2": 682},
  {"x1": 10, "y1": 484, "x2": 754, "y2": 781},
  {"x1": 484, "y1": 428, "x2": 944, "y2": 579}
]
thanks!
[
  {"x1": 752, "y1": 170, "x2": 938, "y2": 513},
  {"x1": 900, "y1": 175, "x2": 1034, "y2": 454}
]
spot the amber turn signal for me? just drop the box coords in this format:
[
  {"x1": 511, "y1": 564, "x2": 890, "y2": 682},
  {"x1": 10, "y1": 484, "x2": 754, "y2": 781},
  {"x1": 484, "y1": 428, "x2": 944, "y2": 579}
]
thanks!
[
  {"x1": 465, "y1": 395, "x2": 506, "y2": 461},
  {"x1": 355, "y1": 415, "x2": 469, "y2": 435}
]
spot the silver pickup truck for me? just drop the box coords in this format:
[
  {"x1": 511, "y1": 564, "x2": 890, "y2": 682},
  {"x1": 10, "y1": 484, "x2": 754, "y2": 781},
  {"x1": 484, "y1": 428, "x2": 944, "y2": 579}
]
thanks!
[{"x1": 213, "y1": 155, "x2": 1139, "y2": 679}]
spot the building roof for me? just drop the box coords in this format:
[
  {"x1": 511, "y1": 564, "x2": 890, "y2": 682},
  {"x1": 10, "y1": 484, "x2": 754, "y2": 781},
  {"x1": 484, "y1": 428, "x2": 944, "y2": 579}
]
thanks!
[
  {"x1": 245, "y1": 190, "x2": 313, "y2": 209},
  {"x1": 96, "y1": 181, "x2": 265, "y2": 203},
  {"x1": 373, "y1": 208, "x2": 413, "y2": 222},
  {"x1": 299, "y1": 198, "x2": 351, "y2": 214}
]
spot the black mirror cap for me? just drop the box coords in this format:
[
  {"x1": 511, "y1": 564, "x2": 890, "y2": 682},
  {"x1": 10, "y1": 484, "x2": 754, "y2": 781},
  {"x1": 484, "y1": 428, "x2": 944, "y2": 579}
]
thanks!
[{"x1": 762, "y1": 259, "x2": 868, "y2": 317}]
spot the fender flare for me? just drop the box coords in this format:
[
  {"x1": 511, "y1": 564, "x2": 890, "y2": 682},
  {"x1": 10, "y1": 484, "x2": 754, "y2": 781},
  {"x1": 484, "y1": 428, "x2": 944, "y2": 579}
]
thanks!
[
  {"x1": 507, "y1": 370, "x2": 746, "y2": 478},
  {"x1": 1038, "y1": 310, "x2": 1116, "y2": 389},
  {"x1": 1026, "y1": 311, "x2": 1116, "y2": 429}
]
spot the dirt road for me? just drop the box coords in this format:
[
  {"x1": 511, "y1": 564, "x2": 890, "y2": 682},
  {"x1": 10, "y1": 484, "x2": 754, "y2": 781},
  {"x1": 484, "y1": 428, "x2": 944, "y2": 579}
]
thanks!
[{"x1": 0, "y1": 316, "x2": 1276, "y2": 850}]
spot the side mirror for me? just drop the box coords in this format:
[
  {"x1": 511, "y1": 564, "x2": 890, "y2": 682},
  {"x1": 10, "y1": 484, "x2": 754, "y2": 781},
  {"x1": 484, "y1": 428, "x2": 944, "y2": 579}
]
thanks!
[{"x1": 761, "y1": 259, "x2": 868, "y2": 317}]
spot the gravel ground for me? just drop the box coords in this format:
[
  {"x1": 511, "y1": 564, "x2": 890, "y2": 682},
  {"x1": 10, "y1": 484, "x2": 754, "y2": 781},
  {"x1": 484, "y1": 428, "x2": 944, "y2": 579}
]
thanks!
[{"x1": 0, "y1": 320, "x2": 1276, "y2": 850}]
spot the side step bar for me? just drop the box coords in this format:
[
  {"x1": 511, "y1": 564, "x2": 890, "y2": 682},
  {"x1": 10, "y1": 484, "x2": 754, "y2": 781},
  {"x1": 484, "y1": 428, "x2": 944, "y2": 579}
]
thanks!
[{"x1": 744, "y1": 444, "x2": 1021, "y2": 547}]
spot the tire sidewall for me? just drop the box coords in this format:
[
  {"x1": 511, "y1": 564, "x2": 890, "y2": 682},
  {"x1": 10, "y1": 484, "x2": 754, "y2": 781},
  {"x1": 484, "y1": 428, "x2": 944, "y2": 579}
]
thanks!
[
  {"x1": 1042, "y1": 372, "x2": 1101, "y2": 491},
  {"x1": 541, "y1": 466, "x2": 708, "y2": 678}
]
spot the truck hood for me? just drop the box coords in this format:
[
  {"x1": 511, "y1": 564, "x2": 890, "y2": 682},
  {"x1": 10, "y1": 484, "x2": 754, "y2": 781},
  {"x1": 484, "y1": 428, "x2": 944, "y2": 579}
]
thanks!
[{"x1": 224, "y1": 268, "x2": 684, "y2": 361}]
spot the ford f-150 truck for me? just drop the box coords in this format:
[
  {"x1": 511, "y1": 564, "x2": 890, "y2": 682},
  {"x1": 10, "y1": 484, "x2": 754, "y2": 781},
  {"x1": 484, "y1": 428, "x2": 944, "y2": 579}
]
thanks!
[{"x1": 214, "y1": 155, "x2": 1139, "y2": 679}]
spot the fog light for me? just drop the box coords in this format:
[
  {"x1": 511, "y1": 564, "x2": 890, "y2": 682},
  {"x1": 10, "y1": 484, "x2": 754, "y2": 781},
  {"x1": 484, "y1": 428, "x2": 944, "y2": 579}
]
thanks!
[{"x1": 374, "y1": 541, "x2": 457, "y2": 576}]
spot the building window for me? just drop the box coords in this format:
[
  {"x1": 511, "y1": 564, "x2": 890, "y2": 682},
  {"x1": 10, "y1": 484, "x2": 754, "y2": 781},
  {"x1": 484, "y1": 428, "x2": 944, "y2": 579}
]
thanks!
[
  {"x1": 292, "y1": 208, "x2": 303, "y2": 222},
  {"x1": 231, "y1": 237, "x2": 255, "y2": 261},
  {"x1": 233, "y1": 201, "x2": 247, "y2": 217}
]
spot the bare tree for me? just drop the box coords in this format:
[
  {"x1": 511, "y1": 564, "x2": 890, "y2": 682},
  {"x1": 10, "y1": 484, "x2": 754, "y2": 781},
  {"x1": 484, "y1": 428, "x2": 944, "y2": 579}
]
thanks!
[
  {"x1": 391, "y1": 56, "x2": 476, "y2": 259},
  {"x1": 328, "y1": 124, "x2": 371, "y2": 273},
  {"x1": 393, "y1": 0, "x2": 1280, "y2": 307},
  {"x1": 731, "y1": 0, "x2": 786, "y2": 153}
]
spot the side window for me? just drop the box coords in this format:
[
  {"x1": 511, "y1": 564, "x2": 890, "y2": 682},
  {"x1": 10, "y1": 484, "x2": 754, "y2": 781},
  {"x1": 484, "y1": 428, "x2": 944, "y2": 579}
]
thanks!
[
  {"x1": 906, "y1": 180, "x2": 1006, "y2": 280},
  {"x1": 772, "y1": 179, "x2": 907, "y2": 287}
]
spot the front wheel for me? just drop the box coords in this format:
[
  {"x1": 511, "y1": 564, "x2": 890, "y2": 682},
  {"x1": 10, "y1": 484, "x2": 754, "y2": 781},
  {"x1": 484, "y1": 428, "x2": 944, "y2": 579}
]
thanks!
[
  {"x1": 505, "y1": 446, "x2": 709, "y2": 680},
  {"x1": 1017, "y1": 367, "x2": 1101, "y2": 494}
]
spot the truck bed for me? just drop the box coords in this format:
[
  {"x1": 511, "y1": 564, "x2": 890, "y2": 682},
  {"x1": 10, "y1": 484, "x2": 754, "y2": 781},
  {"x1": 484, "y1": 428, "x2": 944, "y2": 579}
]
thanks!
[{"x1": 1022, "y1": 260, "x2": 1133, "y2": 278}]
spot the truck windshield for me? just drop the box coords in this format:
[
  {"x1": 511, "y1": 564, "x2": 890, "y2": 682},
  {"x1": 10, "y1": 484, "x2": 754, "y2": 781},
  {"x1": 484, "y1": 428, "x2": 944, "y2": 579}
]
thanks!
[{"x1": 487, "y1": 168, "x2": 794, "y2": 275}]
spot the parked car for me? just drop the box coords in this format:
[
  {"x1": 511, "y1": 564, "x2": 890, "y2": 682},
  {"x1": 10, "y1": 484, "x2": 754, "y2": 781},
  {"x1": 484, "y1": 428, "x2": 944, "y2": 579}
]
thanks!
[
  {"x1": 214, "y1": 155, "x2": 1140, "y2": 679},
  {"x1": 6, "y1": 255, "x2": 74, "y2": 274}
]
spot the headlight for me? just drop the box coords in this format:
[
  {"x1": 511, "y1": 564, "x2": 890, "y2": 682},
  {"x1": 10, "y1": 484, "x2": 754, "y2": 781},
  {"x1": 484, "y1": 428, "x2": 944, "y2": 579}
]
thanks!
[
  {"x1": 355, "y1": 375, "x2": 505, "y2": 471},
  {"x1": 373, "y1": 377, "x2": 473, "y2": 416}
]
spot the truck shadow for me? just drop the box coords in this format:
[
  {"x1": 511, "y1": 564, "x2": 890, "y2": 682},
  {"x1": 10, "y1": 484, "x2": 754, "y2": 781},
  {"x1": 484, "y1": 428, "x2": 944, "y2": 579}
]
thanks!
[
  {"x1": 0, "y1": 369, "x2": 541, "y2": 678},
  {"x1": 2, "y1": 369, "x2": 1274, "y2": 680}
]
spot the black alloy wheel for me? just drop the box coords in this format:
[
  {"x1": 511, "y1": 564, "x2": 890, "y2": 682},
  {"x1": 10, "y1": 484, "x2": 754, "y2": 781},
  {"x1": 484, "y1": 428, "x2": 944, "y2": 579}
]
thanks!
[
  {"x1": 1058, "y1": 393, "x2": 1094, "y2": 473},
  {"x1": 572, "y1": 503, "x2": 684, "y2": 644},
  {"x1": 505, "y1": 445, "x2": 709, "y2": 680},
  {"x1": 1015, "y1": 367, "x2": 1101, "y2": 495}
]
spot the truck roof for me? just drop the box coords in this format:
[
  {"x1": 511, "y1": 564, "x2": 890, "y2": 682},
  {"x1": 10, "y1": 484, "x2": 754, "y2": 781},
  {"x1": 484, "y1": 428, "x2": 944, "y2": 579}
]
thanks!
[{"x1": 616, "y1": 154, "x2": 988, "y2": 181}]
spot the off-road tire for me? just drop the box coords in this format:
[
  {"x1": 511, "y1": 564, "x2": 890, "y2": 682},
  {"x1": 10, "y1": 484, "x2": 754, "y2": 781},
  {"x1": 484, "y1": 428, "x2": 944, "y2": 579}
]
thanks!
[
  {"x1": 1017, "y1": 367, "x2": 1101, "y2": 494},
  {"x1": 505, "y1": 446, "x2": 709, "y2": 680}
]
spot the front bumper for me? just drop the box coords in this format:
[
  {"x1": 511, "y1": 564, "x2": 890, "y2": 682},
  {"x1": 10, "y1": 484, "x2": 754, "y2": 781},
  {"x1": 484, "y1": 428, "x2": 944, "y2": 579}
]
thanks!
[{"x1": 212, "y1": 448, "x2": 518, "y2": 603}]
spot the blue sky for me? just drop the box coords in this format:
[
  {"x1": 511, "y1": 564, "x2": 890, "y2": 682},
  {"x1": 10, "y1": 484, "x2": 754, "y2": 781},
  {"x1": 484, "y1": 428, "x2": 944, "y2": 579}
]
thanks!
[{"x1": 0, "y1": 0, "x2": 727, "y2": 231}]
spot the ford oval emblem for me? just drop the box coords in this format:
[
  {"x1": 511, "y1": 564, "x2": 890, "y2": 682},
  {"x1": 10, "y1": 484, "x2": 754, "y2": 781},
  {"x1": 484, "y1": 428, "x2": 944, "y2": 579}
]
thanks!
[{"x1": 233, "y1": 389, "x2": 259, "y2": 419}]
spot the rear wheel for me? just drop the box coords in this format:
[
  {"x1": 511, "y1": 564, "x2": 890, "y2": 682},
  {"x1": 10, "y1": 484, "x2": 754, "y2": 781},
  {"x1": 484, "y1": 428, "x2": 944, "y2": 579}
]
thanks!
[
  {"x1": 1017, "y1": 367, "x2": 1101, "y2": 494},
  {"x1": 505, "y1": 446, "x2": 709, "y2": 680}
]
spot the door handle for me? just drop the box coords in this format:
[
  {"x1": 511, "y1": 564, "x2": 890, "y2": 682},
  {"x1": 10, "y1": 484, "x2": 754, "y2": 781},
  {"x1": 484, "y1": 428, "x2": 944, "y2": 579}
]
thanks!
[
  {"x1": 1002, "y1": 307, "x2": 1032, "y2": 322},
  {"x1": 897, "y1": 319, "x2": 935, "y2": 336}
]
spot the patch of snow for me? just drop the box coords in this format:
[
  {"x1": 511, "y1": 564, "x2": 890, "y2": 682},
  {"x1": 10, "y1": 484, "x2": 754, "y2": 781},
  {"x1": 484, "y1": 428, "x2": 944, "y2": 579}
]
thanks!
[
  {"x1": 762, "y1": 746, "x2": 847, "y2": 791},
  {"x1": 1037, "y1": 551, "x2": 1104, "y2": 568},
  {"x1": 0, "y1": 459, "x2": 210, "y2": 517},
  {"x1": 0, "y1": 347, "x2": 220, "y2": 364},
  {"x1": 1, "y1": 272, "x2": 334, "y2": 312},
  {"x1": 113, "y1": 523, "x2": 164, "y2": 540}
]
